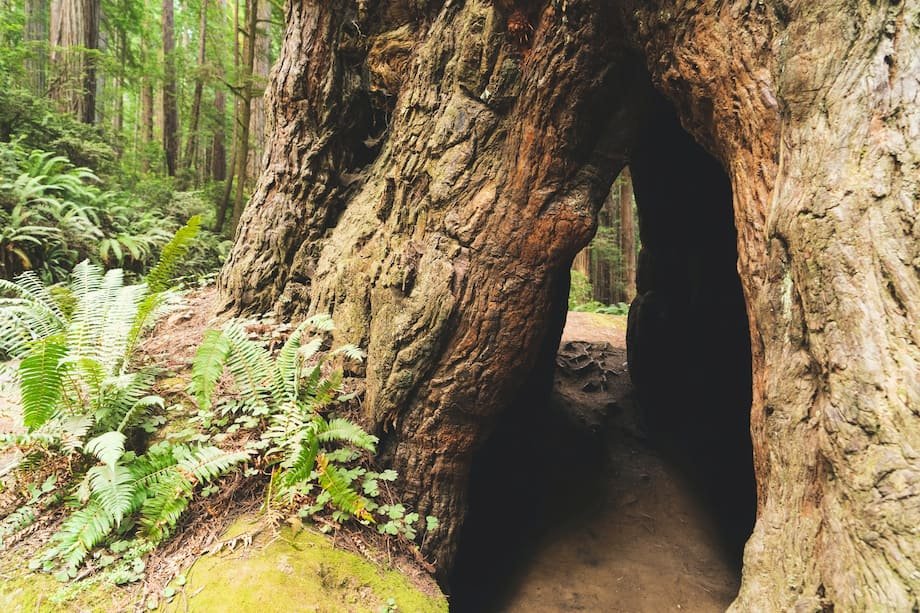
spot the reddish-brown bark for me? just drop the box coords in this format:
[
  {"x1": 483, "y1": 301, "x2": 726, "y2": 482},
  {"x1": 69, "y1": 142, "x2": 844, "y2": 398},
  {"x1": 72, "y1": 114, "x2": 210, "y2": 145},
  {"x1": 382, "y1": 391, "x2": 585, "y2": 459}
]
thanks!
[{"x1": 220, "y1": 1, "x2": 920, "y2": 607}]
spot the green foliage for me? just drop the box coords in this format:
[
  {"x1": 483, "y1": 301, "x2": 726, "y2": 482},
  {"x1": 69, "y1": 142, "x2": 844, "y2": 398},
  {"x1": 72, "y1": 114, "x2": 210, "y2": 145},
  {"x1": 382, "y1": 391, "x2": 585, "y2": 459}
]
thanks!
[
  {"x1": 191, "y1": 317, "x2": 437, "y2": 541},
  {"x1": 192, "y1": 317, "x2": 375, "y2": 519},
  {"x1": 568, "y1": 269, "x2": 594, "y2": 310},
  {"x1": 47, "y1": 441, "x2": 248, "y2": 574},
  {"x1": 0, "y1": 140, "x2": 183, "y2": 282},
  {"x1": 0, "y1": 220, "x2": 246, "y2": 579},
  {"x1": 571, "y1": 300, "x2": 631, "y2": 316}
]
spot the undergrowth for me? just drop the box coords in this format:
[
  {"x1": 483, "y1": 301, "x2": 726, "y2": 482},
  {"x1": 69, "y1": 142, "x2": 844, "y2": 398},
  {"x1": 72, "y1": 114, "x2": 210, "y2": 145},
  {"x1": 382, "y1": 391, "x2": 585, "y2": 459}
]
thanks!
[{"x1": 0, "y1": 219, "x2": 436, "y2": 605}]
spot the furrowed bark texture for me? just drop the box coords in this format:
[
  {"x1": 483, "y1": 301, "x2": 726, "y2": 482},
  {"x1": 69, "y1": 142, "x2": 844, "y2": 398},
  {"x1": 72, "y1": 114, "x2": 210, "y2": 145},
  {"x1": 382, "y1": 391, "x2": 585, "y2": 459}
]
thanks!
[
  {"x1": 623, "y1": 0, "x2": 920, "y2": 609},
  {"x1": 221, "y1": 0, "x2": 920, "y2": 606},
  {"x1": 221, "y1": 0, "x2": 646, "y2": 569}
]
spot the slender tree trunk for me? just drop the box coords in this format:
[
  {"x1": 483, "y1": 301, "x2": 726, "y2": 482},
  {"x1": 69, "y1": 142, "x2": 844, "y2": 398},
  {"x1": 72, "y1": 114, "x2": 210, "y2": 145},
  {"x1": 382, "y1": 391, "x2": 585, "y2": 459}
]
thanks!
[
  {"x1": 49, "y1": 0, "x2": 99, "y2": 123},
  {"x1": 247, "y1": 0, "x2": 272, "y2": 178},
  {"x1": 220, "y1": 1, "x2": 920, "y2": 609},
  {"x1": 211, "y1": 89, "x2": 227, "y2": 182},
  {"x1": 229, "y1": 0, "x2": 258, "y2": 232},
  {"x1": 112, "y1": 26, "x2": 126, "y2": 135},
  {"x1": 161, "y1": 0, "x2": 179, "y2": 176},
  {"x1": 619, "y1": 168, "x2": 636, "y2": 302},
  {"x1": 214, "y1": 0, "x2": 241, "y2": 232},
  {"x1": 24, "y1": 0, "x2": 48, "y2": 96},
  {"x1": 182, "y1": 0, "x2": 209, "y2": 186}
]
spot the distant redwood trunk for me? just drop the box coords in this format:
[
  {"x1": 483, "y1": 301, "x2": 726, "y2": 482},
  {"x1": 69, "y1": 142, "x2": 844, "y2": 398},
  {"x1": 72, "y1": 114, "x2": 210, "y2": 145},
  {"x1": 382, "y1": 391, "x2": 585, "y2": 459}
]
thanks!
[
  {"x1": 161, "y1": 0, "x2": 179, "y2": 176},
  {"x1": 220, "y1": 1, "x2": 920, "y2": 608},
  {"x1": 49, "y1": 0, "x2": 99, "y2": 123}
]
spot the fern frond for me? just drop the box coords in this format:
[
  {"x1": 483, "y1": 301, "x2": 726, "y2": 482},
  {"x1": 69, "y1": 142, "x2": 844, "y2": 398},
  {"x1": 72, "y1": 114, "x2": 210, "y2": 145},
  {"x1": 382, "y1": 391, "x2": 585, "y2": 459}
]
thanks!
[
  {"x1": 116, "y1": 395, "x2": 163, "y2": 434},
  {"x1": 92, "y1": 371, "x2": 156, "y2": 433},
  {"x1": 304, "y1": 313, "x2": 334, "y2": 332},
  {"x1": 316, "y1": 455, "x2": 369, "y2": 519},
  {"x1": 53, "y1": 499, "x2": 116, "y2": 569},
  {"x1": 86, "y1": 462, "x2": 136, "y2": 526},
  {"x1": 318, "y1": 418, "x2": 378, "y2": 453},
  {"x1": 144, "y1": 215, "x2": 201, "y2": 294},
  {"x1": 221, "y1": 322, "x2": 273, "y2": 412},
  {"x1": 190, "y1": 329, "x2": 231, "y2": 412},
  {"x1": 84, "y1": 431, "x2": 126, "y2": 469},
  {"x1": 19, "y1": 334, "x2": 68, "y2": 430},
  {"x1": 281, "y1": 428, "x2": 319, "y2": 489},
  {"x1": 69, "y1": 260, "x2": 104, "y2": 302},
  {"x1": 137, "y1": 470, "x2": 191, "y2": 543},
  {"x1": 332, "y1": 343, "x2": 365, "y2": 363},
  {"x1": 176, "y1": 445, "x2": 249, "y2": 484}
]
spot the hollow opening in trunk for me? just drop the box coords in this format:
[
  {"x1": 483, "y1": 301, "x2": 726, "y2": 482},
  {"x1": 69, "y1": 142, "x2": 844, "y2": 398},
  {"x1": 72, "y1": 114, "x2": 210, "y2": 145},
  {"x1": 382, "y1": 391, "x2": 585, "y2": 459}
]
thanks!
[{"x1": 448, "y1": 92, "x2": 755, "y2": 612}]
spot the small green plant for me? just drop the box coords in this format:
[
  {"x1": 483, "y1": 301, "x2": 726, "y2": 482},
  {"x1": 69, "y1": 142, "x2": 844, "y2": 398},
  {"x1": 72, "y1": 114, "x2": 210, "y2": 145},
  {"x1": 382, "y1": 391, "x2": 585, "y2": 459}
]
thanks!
[{"x1": 191, "y1": 316, "x2": 438, "y2": 540}]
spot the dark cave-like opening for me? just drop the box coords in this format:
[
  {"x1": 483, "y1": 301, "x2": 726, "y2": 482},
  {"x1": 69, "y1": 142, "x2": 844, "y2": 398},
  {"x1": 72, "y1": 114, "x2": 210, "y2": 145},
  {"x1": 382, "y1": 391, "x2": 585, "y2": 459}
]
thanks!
[{"x1": 448, "y1": 92, "x2": 755, "y2": 612}]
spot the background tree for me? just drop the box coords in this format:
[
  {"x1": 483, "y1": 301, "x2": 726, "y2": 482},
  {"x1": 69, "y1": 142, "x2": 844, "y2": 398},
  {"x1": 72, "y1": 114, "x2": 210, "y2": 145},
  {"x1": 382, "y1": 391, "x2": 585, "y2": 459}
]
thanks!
[
  {"x1": 160, "y1": 0, "x2": 178, "y2": 176},
  {"x1": 49, "y1": 0, "x2": 99, "y2": 123}
]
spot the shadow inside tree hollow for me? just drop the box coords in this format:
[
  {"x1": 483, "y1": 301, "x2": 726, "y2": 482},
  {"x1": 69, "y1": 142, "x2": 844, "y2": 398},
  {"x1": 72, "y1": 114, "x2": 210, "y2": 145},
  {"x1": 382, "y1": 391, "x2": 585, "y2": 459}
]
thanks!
[
  {"x1": 451, "y1": 90, "x2": 755, "y2": 612},
  {"x1": 449, "y1": 339, "x2": 752, "y2": 613}
]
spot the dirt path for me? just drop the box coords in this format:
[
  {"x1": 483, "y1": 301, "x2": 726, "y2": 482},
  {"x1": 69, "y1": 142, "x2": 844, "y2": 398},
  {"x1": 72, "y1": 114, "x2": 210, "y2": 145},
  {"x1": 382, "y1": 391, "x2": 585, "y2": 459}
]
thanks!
[{"x1": 451, "y1": 312, "x2": 740, "y2": 612}]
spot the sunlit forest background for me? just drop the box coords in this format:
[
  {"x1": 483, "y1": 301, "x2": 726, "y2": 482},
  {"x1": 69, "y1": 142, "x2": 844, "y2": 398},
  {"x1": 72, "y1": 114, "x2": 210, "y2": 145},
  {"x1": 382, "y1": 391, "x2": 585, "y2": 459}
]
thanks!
[
  {"x1": 0, "y1": 0, "x2": 282, "y2": 285},
  {"x1": 0, "y1": 0, "x2": 638, "y2": 305}
]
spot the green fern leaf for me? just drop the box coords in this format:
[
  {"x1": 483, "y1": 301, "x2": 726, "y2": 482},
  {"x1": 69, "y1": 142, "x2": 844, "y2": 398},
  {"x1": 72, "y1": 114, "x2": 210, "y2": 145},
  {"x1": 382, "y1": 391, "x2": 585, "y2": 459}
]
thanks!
[
  {"x1": 53, "y1": 499, "x2": 116, "y2": 569},
  {"x1": 318, "y1": 418, "x2": 378, "y2": 453},
  {"x1": 177, "y1": 445, "x2": 249, "y2": 484},
  {"x1": 190, "y1": 329, "x2": 231, "y2": 411},
  {"x1": 145, "y1": 215, "x2": 201, "y2": 294},
  {"x1": 86, "y1": 462, "x2": 136, "y2": 526},
  {"x1": 137, "y1": 470, "x2": 192, "y2": 543},
  {"x1": 317, "y1": 455, "x2": 369, "y2": 519},
  {"x1": 19, "y1": 335, "x2": 68, "y2": 430},
  {"x1": 84, "y1": 431, "x2": 126, "y2": 469},
  {"x1": 282, "y1": 431, "x2": 319, "y2": 488}
]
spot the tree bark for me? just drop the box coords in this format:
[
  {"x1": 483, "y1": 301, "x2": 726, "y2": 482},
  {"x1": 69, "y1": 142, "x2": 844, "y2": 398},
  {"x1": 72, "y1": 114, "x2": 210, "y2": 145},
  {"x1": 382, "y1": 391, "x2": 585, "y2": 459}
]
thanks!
[
  {"x1": 211, "y1": 88, "x2": 227, "y2": 182},
  {"x1": 49, "y1": 0, "x2": 99, "y2": 123},
  {"x1": 182, "y1": 0, "x2": 209, "y2": 185},
  {"x1": 24, "y1": 0, "x2": 48, "y2": 96},
  {"x1": 228, "y1": 0, "x2": 259, "y2": 231},
  {"x1": 247, "y1": 0, "x2": 272, "y2": 179},
  {"x1": 220, "y1": 0, "x2": 920, "y2": 607},
  {"x1": 161, "y1": 0, "x2": 179, "y2": 176}
]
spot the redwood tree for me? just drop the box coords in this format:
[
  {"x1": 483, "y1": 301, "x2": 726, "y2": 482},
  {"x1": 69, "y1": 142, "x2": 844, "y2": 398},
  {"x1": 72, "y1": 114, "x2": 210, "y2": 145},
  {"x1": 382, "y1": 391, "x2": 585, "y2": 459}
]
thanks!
[
  {"x1": 161, "y1": 0, "x2": 179, "y2": 176},
  {"x1": 219, "y1": 1, "x2": 920, "y2": 609},
  {"x1": 49, "y1": 0, "x2": 99, "y2": 123}
]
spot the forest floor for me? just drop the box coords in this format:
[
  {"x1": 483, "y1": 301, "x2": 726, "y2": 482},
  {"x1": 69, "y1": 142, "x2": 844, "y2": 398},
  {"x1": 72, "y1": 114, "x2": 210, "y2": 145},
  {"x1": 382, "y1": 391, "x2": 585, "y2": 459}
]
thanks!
[
  {"x1": 452, "y1": 311, "x2": 741, "y2": 612},
  {"x1": 0, "y1": 288, "x2": 444, "y2": 611}
]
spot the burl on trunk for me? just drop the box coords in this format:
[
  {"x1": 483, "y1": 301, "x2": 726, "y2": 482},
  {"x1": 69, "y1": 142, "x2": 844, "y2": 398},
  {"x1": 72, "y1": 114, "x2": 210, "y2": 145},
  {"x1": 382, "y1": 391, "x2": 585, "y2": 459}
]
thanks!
[{"x1": 219, "y1": 0, "x2": 919, "y2": 609}]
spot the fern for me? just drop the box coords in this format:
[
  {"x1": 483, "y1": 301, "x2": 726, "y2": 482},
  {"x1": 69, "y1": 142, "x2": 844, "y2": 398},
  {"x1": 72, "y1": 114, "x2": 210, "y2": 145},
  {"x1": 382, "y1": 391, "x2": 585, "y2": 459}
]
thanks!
[
  {"x1": 47, "y1": 442, "x2": 247, "y2": 571},
  {"x1": 144, "y1": 215, "x2": 201, "y2": 295},
  {"x1": 52, "y1": 499, "x2": 118, "y2": 570},
  {"x1": 191, "y1": 316, "x2": 379, "y2": 519},
  {"x1": 18, "y1": 335, "x2": 68, "y2": 430},
  {"x1": 189, "y1": 329, "x2": 231, "y2": 412},
  {"x1": 318, "y1": 417, "x2": 378, "y2": 452}
]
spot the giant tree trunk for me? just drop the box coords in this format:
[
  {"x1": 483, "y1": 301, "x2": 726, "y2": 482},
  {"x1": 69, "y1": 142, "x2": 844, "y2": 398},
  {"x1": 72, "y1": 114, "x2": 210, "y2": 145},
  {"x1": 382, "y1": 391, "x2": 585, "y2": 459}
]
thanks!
[{"x1": 220, "y1": 1, "x2": 920, "y2": 608}]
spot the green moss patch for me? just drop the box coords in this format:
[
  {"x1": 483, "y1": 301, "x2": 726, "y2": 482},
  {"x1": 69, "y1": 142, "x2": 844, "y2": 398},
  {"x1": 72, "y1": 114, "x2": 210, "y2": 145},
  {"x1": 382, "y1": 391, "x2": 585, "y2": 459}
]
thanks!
[{"x1": 164, "y1": 519, "x2": 447, "y2": 613}]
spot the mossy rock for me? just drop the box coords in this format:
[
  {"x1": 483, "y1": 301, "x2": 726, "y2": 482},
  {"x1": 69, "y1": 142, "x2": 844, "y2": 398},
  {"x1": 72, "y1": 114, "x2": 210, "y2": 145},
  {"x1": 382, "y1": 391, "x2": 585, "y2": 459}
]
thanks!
[{"x1": 163, "y1": 518, "x2": 447, "y2": 613}]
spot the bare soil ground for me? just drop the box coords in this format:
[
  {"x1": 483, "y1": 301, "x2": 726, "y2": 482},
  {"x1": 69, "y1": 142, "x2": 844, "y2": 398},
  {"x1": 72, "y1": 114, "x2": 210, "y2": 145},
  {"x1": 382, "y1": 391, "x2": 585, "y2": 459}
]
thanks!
[{"x1": 452, "y1": 311, "x2": 740, "y2": 612}]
